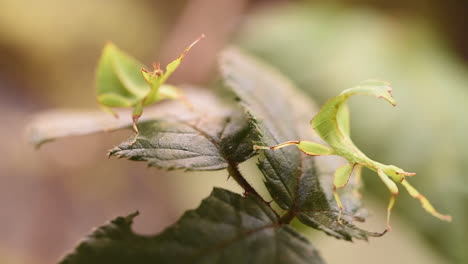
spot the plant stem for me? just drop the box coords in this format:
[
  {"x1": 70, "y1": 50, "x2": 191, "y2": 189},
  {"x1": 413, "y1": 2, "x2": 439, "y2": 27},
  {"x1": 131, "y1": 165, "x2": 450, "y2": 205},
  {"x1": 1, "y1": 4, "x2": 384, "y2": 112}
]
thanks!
[
  {"x1": 227, "y1": 162, "x2": 280, "y2": 219},
  {"x1": 227, "y1": 162, "x2": 260, "y2": 196},
  {"x1": 279, "y1": 210, "x2": 296, "y2": 224}
]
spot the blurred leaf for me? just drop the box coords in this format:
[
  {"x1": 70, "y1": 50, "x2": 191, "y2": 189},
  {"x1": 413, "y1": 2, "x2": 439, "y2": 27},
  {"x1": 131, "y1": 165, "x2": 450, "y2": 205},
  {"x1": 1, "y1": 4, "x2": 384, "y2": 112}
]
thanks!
[
  {"x1": 109, "y1": 109, "x2": 260, "y2": 171},
  {"x1": 26, "y1": 109, "x2": 134, "y2": 147},
  {"x1": 220, "y1": 47, "x2": 381, "y2": 240},
  {"x1": 59, "y1": 188, "x2": 325, "y2": 264},
  {"x1": 26, "y1": 88, "x2": 224, "y2": 147}
]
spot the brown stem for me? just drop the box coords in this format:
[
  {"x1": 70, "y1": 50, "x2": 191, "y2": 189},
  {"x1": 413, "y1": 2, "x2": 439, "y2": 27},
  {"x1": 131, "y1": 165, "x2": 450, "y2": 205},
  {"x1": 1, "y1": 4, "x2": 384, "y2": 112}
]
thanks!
[
  {"x1": 227, "y1": 162, "x2": 280, "y2": 219},
  {"x1": 279, "y1": 210, "x2": 296, "y2": 224},
  {"x1": 226, "y1": 162, "x2": 258, "y2": 196}
]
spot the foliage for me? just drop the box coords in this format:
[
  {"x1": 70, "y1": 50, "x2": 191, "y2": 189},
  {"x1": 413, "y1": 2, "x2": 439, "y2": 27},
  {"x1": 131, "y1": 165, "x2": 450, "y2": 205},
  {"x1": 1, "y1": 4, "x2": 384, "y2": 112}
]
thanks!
[
  {"x1": 60, "y1": 188, "x2": 324, "y2": 264},
  {"x1": 236, "y1": 4, "x2": 464, "y2": 262},
  {"x1": 96, "y1": 36, "x2": 203, "y2": 133},
  {"x1": 27, "y1": 44, "x2": 446, "y2": 263}
]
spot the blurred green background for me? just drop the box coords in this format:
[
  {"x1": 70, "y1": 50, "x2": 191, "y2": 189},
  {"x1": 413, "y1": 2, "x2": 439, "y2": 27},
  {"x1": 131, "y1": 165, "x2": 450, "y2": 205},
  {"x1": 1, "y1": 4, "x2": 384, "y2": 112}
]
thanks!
[{"x1": 1, "y1": 0, "x2": 466, "y2": 263}]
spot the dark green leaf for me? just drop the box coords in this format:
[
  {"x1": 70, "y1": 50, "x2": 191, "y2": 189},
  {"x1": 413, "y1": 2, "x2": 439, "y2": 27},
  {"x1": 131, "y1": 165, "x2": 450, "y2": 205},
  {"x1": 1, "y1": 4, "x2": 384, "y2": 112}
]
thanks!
[
  {"x1": 109, "y1": 91, "x2": 260, "y2": 171},
  {"x1": 220, "y1": 47, "x2": 381, "y2": 240},
  {"x1": 59, "y1": 188, "x2": 325, "y2": 264}
]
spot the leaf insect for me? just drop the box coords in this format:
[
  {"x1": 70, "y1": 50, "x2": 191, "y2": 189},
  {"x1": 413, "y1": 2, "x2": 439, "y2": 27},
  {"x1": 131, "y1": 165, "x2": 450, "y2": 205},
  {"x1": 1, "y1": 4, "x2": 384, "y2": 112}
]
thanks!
[
  {"x1": 96, "y1": 34, "x2": 205, "y2": 138},
  {"x1": 255, "y1": 80, "x2": 452, "y2": 233}
]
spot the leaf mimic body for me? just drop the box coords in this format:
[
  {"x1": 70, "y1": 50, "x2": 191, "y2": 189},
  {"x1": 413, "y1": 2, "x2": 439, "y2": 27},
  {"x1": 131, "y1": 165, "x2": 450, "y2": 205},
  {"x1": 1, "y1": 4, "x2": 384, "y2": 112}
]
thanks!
[
  {"x1": 258, "y1": 80, "x2": 451, "y2": 232},
  {"x1": 311, "y1": 82, "x2": 394, "y2": 170},
  {"x1": 96, "y1": 35, "x2": 204, "y2": 136},
  {"x1": 222, "y1": 48, "x2": 383, "y2": 241}
]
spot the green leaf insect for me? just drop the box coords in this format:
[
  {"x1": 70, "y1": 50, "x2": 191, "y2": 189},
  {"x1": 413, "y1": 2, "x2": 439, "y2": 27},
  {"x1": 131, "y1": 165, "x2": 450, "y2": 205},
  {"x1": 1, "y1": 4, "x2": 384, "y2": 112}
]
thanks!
[
  {"x1": 255, "y1": 80, "x2": 452, "y2": 233},
  {"x1": 96, "y1": 34, "x2": 205, "y2": 136}
]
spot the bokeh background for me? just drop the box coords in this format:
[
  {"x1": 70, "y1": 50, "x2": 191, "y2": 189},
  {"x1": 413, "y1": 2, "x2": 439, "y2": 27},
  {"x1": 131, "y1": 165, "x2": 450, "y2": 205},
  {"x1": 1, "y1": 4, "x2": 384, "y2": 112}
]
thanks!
[{"x1": 1, "y1": 0, "x2": 467, "y2": 263}]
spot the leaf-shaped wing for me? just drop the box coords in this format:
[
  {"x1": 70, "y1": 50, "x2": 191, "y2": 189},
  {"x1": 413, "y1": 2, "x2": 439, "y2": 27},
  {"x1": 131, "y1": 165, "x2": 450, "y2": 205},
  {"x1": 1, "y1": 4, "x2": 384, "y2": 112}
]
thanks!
[
  {"x1": 311, "y1": 80, "x2": 395, "y2": 161},
  {"x1": 96, "y1": 43, "x2": 149, "y2": 111}
]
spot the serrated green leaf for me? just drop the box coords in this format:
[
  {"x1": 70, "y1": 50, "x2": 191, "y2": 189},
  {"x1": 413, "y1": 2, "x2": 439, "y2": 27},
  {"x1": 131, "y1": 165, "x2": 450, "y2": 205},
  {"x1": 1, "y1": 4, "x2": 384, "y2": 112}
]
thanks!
[
  {"x1": 220, "y1": 47, "x2": 381, "y2": 240},
  {"x1": 59, "y1": 188, "x2": 325, "y2": 264},
  {"x1": 107, "y1": 89, "x2": 260, "y2": 171},
  {"x1": 109, "y1": 111, "x2": 259, "y2": 170}
]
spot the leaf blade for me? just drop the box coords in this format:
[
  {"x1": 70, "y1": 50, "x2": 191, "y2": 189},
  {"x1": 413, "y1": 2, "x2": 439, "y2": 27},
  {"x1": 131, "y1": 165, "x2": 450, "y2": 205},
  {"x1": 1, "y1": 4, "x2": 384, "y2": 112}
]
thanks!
[
  {"x1": 59, "y1": 188, "x2": 325, "y2": 264},
  {"x1": 220, "y1": 47, "x2": 379, "y2": 240},
  {"x1": 108, "y1": 93, "x2": 260, "y2": 171}
]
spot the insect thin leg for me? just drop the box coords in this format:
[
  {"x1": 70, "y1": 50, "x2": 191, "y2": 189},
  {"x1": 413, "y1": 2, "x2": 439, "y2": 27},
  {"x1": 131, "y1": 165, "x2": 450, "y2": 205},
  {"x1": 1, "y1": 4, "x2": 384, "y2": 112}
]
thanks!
[
  {"x1": 333, "y1": 186, "x2": 344, "y2": 224},
  {"x1": 253, "y1": 141, "x2": 299, "y2": 151},
  {"x1": 130, "y1": 116, "x2": 140, "y2": 145},
  {"x1": 351, "y1": 165, "x2": 363, "y2": 199},
  {"x1": 377, "y1": 169, "x2": 399, "y2": 232},
  {"x1": 333, "y1": 163, "x2": 355, "y2": 224},
  {"x1": 401, "y1": 180, "x2": 452, "y2": 222},
  {"x1": 387, "y1": 193, "x2": 397, "y2": 231}
]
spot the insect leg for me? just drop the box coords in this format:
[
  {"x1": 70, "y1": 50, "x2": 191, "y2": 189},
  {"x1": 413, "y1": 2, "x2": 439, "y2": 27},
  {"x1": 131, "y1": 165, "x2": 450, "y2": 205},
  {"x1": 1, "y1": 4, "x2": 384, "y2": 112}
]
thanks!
[
  {"x1": 377, "y1": 169, "x2": 399, "y2": 232},
  {"x1": 253, "y1": 140, "x2": 300, "y2": 150},
  {"x1": 333, "y1": 163, "x2": 356, "y2": 223},
  {"x1": 130, "y1": 117, "x2": 140, "y2": 144},
  {"x1": 130, "y1": 102, "x2": 144, "y2": 144},
  {"x1": 353, "y1": 165, "x2": 363, "y2": 199},
  {"x1": 400, "y1": 180, "x2": 452, "y2": 222},
  {"x1": 254, "y1": 140, "x2": 334, "y2": 156}
]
